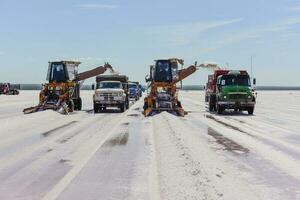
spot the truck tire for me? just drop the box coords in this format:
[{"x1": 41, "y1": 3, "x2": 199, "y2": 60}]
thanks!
[
  {"x1": 120, "y1": 103, "x2": 125, "y2": 112},
  {"x1": 248, "y1": 107, "x2": 254, "y2": 115},
  {"x1": 209, "y1": 95, "x2": 216, "y2": 112},
  {"x1": 125, "y1": 99, "x2": 129, "y2": 109},
  {"x1": 93, "y1": 102, "x2": 99, "y2": 113},
  {"x1": 217, "y1": 104, "x2": 224, "y2": 114}
]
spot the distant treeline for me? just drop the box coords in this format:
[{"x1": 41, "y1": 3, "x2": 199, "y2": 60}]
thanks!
[{"x1": 9, "y1": 84, "x2": 300, "y2": 91}]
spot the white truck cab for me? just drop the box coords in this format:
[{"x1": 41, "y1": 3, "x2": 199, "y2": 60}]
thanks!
[{"x1": 93, "y1": 75, "x2": 129, "y2": 113}]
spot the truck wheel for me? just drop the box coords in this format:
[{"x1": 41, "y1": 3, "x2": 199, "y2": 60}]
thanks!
[
  {"x1": 209, "y1": 104, "x2": 214, "y2": 112},
  {"x1": 248, "y1": 107, "x2": 254, "y2": 115},
  {"x1": 120, "y1": 103, "x2": 125, "y2": 112},
  {"x1": 93, "y1": 102, "x2": 99, "y2": 113},
  {"x1": 217, "y1": 104, "x2": 224, "y2": 114},
  {"x1": 125, "y1": 99, "x2": 129, "y2": 109}
]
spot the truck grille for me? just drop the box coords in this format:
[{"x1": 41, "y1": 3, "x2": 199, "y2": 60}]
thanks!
[
  {"x1": 228, "y1": 94, "x2": 245, "y2": 99},
  {"x1": 99, "y1": 93, "x2": 116, "y2": 101}
]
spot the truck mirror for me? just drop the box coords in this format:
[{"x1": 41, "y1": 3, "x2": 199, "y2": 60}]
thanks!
[
  {"x1": 253, "y1": 78, "x2": 256, "y2": 85},
  {"x1": 92, "y1": 84, "x2": 95, "y2": 90}
]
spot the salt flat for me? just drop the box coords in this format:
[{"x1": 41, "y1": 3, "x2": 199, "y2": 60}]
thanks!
[{"x1": 0, "y1": 90, "x2": 299, "y2": 200}]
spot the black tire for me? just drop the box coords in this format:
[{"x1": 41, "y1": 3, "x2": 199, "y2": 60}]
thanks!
[
  {"x1": 143, "y1": 101, "x2": 148, "y2": 110},
  {"x1": 217, "y1": 104, "x2": 224, "y2": 114},
  {"x1": 77, "y1": 98, "x2": 82, "y2": 110},
  {"x1": 93, "y1": 102, "x2": 99, "y2": 113},
  {"x1": 125, "y1": 99, "x2": 129, "y2": 109},
  {"x1": 209, "y1": 104, "x2": 214, "y2": 111},
  {"x1": 208, "y1": 95, "x2": 216, "y2": 112},
  {"x1": 68, "y1": 100, "x2": 75, "y2": 112},
  {"x1": 248, "y1": 107, "x2": 254, "y2": 115},
  {"x1": 120, "y1": 103, "x2": 125, "y2": 112},
  {"x1": 177, "y1": 101, "x2": 182, "y2": 108}
]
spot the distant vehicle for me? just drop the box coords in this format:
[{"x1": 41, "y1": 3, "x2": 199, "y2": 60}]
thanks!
[
  {"x1": 94, "y1": 75, "x2": 129, "y2": 113},
  {"x1": 128, "y1": 82, "x2": 140, "y2": 100},
  {"x1": 205, "y1": 70, "x2": 256, "y2": 114},
  {"x1": 0, "y1": 83, "x2": 19, "y2": 95}
]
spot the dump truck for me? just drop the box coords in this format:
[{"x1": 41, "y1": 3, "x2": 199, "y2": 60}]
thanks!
[
  {"x1": 205, "y1": 70, "x2": 256, "y2": 114},
  {"x1": 0, "y1": 83, "x2": 19, "y2": 95},
  {"x1": 143, "y1": 58, "x2": 197, "y2": 117},
  {"x1": 23, "y1": 61, "x2": 114, "y2": 114},
  {"x1": 93, "y1": 75, "x2": 129, "y2": 113}
]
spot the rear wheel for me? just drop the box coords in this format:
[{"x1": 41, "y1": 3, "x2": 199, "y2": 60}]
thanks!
[
  {"x1": 248, "y1": 107, "x2": 254, "y2": 115},
  {"x1": 217, "y1": 104, "x2": 224, "y2": 114},
  {"x1": 77, "y1": 98, "x2": 82, "y2": 110},
  {"x1": 68, "y1": 100, "x2": 75, "y2": 112}
]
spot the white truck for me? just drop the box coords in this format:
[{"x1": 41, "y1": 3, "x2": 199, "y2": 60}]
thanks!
[{"x1": 93, "y1": 75, "x2": 129, "y2": 113}]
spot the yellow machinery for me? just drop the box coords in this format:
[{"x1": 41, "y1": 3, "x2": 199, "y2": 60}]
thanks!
[
  {"x1": 143, "y1": 58, "x2": 197, "y2": 117},
  {"x1": 23, "y1": 61, "x2": 114, "y2": 114}
]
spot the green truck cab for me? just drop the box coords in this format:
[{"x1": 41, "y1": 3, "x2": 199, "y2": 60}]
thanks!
[{"x1": 205, "y1": 70, "x2": 256, "y2": 115}]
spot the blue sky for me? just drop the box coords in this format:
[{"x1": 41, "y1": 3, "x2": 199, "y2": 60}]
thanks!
[{"x1": 0, "y1": 0, "x2": 300, "y2": 86}]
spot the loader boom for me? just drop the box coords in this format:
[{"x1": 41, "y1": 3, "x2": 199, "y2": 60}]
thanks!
[
  {"x1": 175, "y1": 65, "x2": 197, "y2": 84},
  {"x1": 74, "y1": 63, "x2": 114, "y2": 81}
]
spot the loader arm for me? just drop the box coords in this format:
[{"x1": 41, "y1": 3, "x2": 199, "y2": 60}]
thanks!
[
  {"x1": 74, "y1": 63, "x2": 114, "y2": 82},
  {"x1": 173, "y1": 65, "x2": 197, "y2": 84}
]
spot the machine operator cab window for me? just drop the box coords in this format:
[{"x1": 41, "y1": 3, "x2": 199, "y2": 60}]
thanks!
[
  {"x1": 47, "y1": 62, "x2": 69, "y2": 83},
  {"x1": 154, "y1": 60, "x2": 173, "y2": 82}
]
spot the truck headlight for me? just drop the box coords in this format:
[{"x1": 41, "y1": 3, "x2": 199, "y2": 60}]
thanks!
[
  {"x1": 223, "y1": 95, "x2": 227, "y2": 99},
  {"x1": 248, "y1": 95, "x2": 252, "y2": 99}
]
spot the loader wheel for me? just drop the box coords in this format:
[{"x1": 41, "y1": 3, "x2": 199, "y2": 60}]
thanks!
[
  {"x1": 177, "y1": 101, "x2": 182, "y2": 108},
  {"x1": 248, "y1": 107, "x2": 254, "y2": 115},
  {"x1": 143, "y1": 102, "x2": 148, "y2": 110},
  {"x1": 68, "y1": 100, "x2": 75, "y2": 112},
  {"x1": 75, "y1": 98, "x2": 82, "y2": 111}
]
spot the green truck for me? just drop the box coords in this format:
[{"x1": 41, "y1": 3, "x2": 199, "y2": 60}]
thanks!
[{"x1": 205, "y1": 70, "x2": 256, "y2": 114}]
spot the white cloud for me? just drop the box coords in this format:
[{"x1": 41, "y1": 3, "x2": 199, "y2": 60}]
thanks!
[
  {"x1": 76, "y1": 4, "x2": 120, "y2": 10},
  {"x1": 144, "y1": 18, "x2": 242, "y2": 46},
  {"x1": 201, "y1": 16, "x2": 300, "y2": 52},
  {"x1": 288, "y1": 4, "x2": 300, "y2": 11}
]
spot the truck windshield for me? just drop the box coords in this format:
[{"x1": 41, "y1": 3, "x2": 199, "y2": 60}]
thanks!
[
  {"x1": 129, "y1": 84, "x2": 137, "y2": 89},
  {"x1": 97, "y1": 82, "x2": 121, "y2": 89},
  {"x1": 220, "y1": 75, "x2": 250, "y2": 86}
]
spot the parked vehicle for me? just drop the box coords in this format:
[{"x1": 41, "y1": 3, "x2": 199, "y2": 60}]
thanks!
[
  {"x1": 93, "y1": 75, "x2": 129, "y2": 113},
  {"x1": 0, "y1": 83, "x2": 19, "y2": 95},
  {"x1": 205, "y1": 70, "x2": 256, "y2": 114}
]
